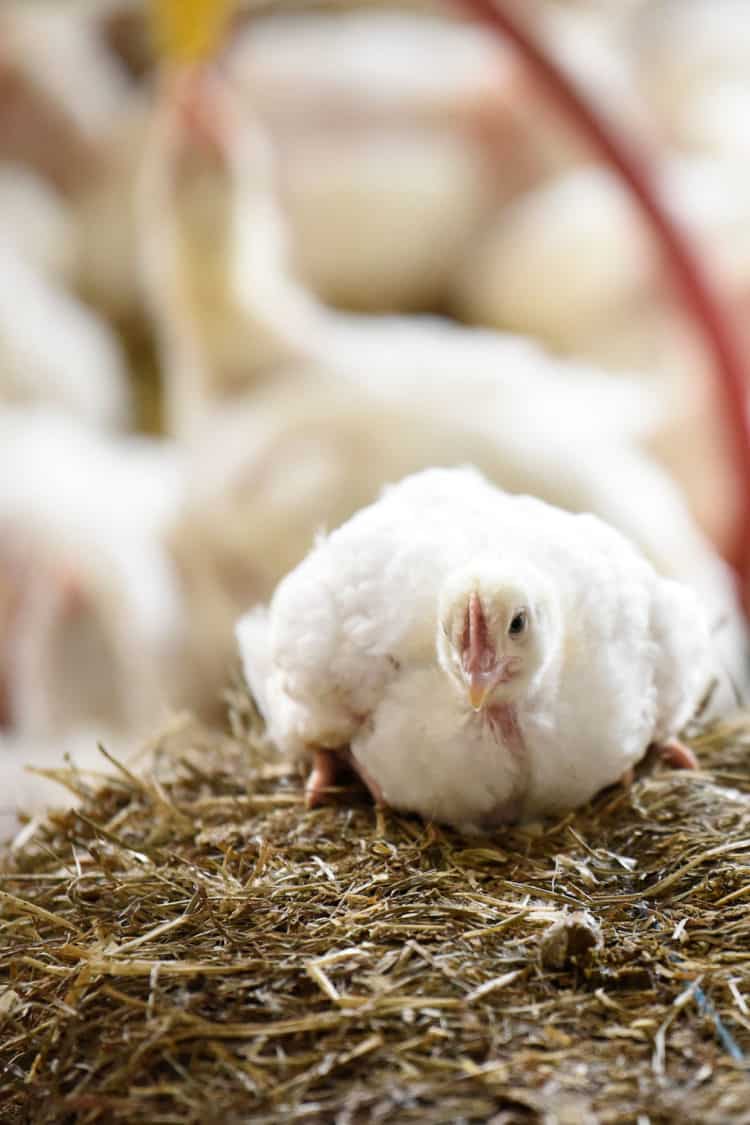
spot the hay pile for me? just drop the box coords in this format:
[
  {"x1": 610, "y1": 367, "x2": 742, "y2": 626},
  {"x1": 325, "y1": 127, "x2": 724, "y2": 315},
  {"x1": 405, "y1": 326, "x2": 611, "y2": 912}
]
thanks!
[{"x1": 2, "y1": 701, "x2": 750, "y2": 1124}]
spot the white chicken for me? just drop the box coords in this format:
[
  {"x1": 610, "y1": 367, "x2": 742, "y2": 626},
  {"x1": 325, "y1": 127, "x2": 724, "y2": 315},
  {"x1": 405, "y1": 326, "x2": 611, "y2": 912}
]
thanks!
[
  {"x1": 631, "y1": 0, "x2": 750, "y2": 157},
  {"x1": 0, "y1": 1, "x2": 118, "y2": 196},
  {"x1": 137, "y1": 66, "x2": 320, "y2": 437},
  {"x1": 225, "y1": 9, "x2": 520, "y2": 312},
  {"x1": 0, "y1": 163, "x2": 75, "y2": 282},
  {"x1": 0, "y1": 247, "x2": 131, "y2": 428},
  {"x1": 238, "y1": 468, "x2": 710, "y2": 832},
  {"x1": 0, "y1": 406, "x2": 185, "y2": 740},
  {"x1": 0, "y1": 0, "x2": 152, "y2": 322},
  {"x1": 226, "y1": 5, "x2": 655, "y2": 313},
  {"x1": 147, "y1": 67, "x2": 746, "y2": 704},
  {"x1": 454, "y1": 159, "x2": 750, "y2": 371},
  {"x1": 452, "y1": 158, "x2": 750, "y2": 551}
]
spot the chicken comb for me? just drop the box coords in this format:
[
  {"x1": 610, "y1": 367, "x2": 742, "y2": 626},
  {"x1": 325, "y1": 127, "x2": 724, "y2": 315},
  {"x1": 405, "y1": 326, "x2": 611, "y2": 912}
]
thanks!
[{"x1": 148, "y1": 0, "x2": 236, "y2": 63}]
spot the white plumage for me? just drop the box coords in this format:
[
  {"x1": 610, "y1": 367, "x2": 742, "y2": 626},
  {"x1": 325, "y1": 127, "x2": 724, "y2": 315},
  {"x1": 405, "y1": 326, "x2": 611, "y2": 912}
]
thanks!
[
  {"x1": 0, "y1": 248, "x2": 131, "y2": 428},
  {"x1": 143, "y1": 64, "x2": 745, "y2": 707},
  {"x1": 0, "y1": 164, "x2": 75, "y2": 282},
  {"x1": 226, "y1": 10, "x2": 514, "y2": 312},
  {"x1": 238, "y1": 468, "x2": 713, "y2": 833},
  {"x1": 0, "y1": 407, "x2": 185, "y2": 738}
]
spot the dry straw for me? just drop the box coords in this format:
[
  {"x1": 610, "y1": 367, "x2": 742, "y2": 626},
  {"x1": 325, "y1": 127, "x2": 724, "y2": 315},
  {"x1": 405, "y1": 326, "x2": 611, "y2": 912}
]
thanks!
[{"x1": 2, "y1": 696, "x2": 750, "y2": 1122}]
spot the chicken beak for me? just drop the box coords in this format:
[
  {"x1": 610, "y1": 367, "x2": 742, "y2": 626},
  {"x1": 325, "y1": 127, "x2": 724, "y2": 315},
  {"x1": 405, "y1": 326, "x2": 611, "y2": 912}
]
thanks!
[
  {"x1": 468, "y1": 675, "x2": 490, "y2": 711},
  {"x1": 464, "y1": 592, "x2": 497, "y2": 711}
]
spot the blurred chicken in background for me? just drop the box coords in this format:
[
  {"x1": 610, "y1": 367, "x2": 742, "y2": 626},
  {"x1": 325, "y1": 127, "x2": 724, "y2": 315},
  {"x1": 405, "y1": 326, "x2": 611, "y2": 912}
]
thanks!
[
  {"x1": 141, "y1": 64, "x2": 744, "y2": 722},
  {"x1": 0, "y1": 0, "x2": 748, "y2": 834},
  {"x1": 633, "y1": 0, "x2": 750, "y2": 159}
]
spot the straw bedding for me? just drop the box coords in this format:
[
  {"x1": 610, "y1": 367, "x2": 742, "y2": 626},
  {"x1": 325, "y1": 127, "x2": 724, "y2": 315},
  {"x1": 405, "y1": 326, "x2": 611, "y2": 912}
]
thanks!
[{"x1": 1, "y1": 696, "x2": 750, "y2": 1123}]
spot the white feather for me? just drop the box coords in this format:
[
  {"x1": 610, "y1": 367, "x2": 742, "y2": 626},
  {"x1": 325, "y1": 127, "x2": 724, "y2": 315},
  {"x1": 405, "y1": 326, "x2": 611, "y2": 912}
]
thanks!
[
  {"x1": 238, "y1": 469, "x2": 715, "y2": 830},
  {"x1": 236, "y1": 606, "x2": 272, "y2": 720},
  {"x1": 0, "y1": 249, "x2": 131, "y2": 428},
  {"x1": 0, "y1": 406, "x2": 185, "y2": 738}
]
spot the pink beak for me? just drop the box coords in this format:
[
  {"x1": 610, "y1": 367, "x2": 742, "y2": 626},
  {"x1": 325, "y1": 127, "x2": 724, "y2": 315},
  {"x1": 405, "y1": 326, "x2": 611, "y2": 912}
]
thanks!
[
  {"x1": 468, "y1": 675, "x2": 489, "y2": 711},
  {"x1": 464, "y1": 593, "x2": 499, "y2": 710}
]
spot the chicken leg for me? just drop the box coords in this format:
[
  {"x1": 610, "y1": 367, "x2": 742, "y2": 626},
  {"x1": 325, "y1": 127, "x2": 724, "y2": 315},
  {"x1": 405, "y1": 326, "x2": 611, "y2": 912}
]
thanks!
[{"x1": 305, "y1": 747, "x2": 386, "y2": 809}]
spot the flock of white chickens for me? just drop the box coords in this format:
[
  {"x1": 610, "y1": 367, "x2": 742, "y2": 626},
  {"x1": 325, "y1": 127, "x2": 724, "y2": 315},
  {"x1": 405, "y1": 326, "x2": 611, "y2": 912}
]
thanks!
[{"x1": 1, "y1": 0, "x2": 749, "y2": 835}]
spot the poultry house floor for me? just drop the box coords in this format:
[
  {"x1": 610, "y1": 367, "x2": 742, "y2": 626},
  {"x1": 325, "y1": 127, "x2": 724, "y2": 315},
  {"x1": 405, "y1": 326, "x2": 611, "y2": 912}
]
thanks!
[{"x1": 2, "y1": 695, "x2": 750, "y2": 1124}]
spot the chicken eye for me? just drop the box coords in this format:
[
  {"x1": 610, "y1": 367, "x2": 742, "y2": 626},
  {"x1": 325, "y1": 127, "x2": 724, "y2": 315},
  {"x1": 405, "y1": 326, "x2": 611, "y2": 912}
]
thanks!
[{"x1": 508, "y1": 610, "x2": 527, "y2": 637}]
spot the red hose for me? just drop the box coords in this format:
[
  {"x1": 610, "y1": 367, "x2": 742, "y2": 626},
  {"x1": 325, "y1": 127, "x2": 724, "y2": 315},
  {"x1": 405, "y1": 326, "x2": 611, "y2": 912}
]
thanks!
[{"x1": 460, "y1": 0, "x2": 750, "y2": 610}]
